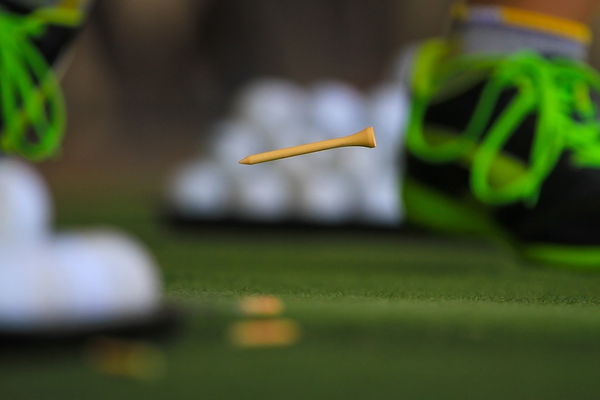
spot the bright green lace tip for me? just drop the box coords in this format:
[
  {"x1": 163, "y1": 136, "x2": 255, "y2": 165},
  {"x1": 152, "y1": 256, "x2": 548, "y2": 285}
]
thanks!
[
  {"x1": 0, "y1": 11, "x2": 66, "y2": 160},
  {"x1": 407, "y1": 40, "x2": 600, "y2": 206}
]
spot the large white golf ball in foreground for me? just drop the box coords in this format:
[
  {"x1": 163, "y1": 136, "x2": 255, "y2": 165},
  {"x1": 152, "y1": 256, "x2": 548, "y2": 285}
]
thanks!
[
  {"x1": 0, "y1": 243, "x2": 55, "y2": 329},
  {"x1": 53, "y1": 231, "x2": 162, "y2": 324},
  {"x1": 0, "y1": 158, "x2": 51, "y2": 243},
  {"x1": 0, "y1": 231, "x2": 162, "y2": 331}
]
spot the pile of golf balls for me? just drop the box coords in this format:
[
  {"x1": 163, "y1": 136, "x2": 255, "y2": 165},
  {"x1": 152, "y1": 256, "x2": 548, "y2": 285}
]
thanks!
[{"x1": 169, "y1": 78, "x2": 409, "y2": 226}]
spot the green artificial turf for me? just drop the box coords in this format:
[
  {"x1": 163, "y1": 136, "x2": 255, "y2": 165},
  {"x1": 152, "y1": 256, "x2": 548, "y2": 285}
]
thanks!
[{"x1": 4, "y1": 189, "x2": 600, "y2": 399}]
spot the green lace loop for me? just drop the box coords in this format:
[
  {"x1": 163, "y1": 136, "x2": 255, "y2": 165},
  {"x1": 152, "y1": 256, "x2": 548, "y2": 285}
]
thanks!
[
  {"x1": 0, "y1": 11, "x2": 65, "y2": 160},
  {"x1": 408, "y1": 40, "x2": 600, "y2": 206}
]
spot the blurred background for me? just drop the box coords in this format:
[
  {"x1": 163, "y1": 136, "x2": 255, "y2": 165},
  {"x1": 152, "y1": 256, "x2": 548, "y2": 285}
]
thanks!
[
  {"x1": 43, "y1": 0, "x2": 451, "y2": 181},
  {"x1": 40, "y1": 0, "x2": 600, "y2": 225}
]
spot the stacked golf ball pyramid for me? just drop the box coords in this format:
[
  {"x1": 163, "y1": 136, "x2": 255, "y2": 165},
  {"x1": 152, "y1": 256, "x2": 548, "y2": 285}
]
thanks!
[{"x1": 169, "y1": 79, "x2": 408, "y2": 226}]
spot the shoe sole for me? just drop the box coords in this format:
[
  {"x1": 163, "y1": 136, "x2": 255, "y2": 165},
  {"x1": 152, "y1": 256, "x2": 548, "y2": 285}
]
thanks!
[{"x1": 403, "y1": 177, "x2": 600, "y2": 269}]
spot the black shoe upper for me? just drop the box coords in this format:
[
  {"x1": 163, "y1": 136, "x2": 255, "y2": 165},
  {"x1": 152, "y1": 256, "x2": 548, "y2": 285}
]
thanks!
[
  {"x1": 0, "y1": 0, "x2": 85, "y2": 65},
  {"x1": 406, "y1": 75, "x2": 600, "y2": 245}
]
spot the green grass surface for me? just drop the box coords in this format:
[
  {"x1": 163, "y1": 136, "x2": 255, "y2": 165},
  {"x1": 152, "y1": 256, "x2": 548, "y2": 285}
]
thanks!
[{"x1": 4, "y1": 190, "x2": 600, "y2": 399}]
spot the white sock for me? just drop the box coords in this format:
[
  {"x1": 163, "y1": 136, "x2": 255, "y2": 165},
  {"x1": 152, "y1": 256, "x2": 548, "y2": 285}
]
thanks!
[{"x1": 451, "y1": 5, "x2": 591, "y2": 60}]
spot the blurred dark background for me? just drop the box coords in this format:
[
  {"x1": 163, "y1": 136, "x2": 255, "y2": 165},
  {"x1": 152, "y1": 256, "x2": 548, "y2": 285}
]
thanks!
[
  {"x1": 41, "y1": 0, "x2": 449, "y2": 190},
  {"x1": 40, "y1": 0, "x2": 600, "y2": 196}
]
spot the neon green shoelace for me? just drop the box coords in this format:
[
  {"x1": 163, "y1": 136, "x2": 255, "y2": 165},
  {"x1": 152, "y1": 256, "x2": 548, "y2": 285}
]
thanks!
[
  {"x1": 408, "y1": 40, "x2": 600, "y2": 206},
  {"x1": 0, "y1": 11, "x2": 65, "y2": 160}
]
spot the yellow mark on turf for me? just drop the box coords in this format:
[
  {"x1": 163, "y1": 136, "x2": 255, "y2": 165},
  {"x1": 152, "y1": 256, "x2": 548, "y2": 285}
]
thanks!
[
  {"x1": 85, "y1": 337, "x2": 165, "y2": 380},
  {"x1": 228, "y1": 319, "x2": 301, "y2": 348},
  {"x1": 239, "y1": 296, "x2": 284, "y2": 317}
]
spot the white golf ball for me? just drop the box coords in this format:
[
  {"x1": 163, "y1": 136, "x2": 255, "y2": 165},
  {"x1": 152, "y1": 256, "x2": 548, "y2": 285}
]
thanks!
[
  {"x1": 211, "y1": 120, "x2": 267, "y2": 166},
  {"x1": 298, "y1": 170, "x2": 359, "y2": 224},
  {"x1": 332, "y1": 145, "x2": 377, "y2": 176},
  {"x1": 0, "y1": 158, "x2": 51, "y2": 243},
  {"x1": 0, "y1": 231, "x2": 162, "y2": 331},
  {"x1": 233, "y1": 167, "x2": 294, "y2": 222},
  {"x1": 235, "y1": 78, "x2": 307, "y2": 132},
  {"x1": 265, "y1": 120, "x2": 320, "y2": 152},
  {"x1": 169, "y1": 160, "x2": 233, "y2": 219},
  {"x1": 309, "y1": 81, "x2": 367, "y2": 137},
  {"x1": 0, "y1": 242, "x2": 56, "y2": 330},
  {"x1": 356, "y1": 171, "x2": 401, "y2": 225},
  {"x1": 369, "y1": 83, "x2": 409, "y2": 159},
  {"x1": 52, "y1": 230, "x2": 162, "y2": 325}
]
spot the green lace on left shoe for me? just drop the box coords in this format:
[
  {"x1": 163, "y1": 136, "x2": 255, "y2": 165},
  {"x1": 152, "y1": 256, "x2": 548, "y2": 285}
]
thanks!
[
  {"x1": 407, "y1": 40, "x2": 600, "y2": 206},
  {"x1": 0, "y1": 10, "x2": 66, "y2": 160}
]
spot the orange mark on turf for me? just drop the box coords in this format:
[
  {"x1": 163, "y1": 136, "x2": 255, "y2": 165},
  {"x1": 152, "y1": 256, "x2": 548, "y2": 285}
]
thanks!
[
  {"x1": 239, "y1": 295, "x2": 285, "y2": 317},
  {"x1": 85, "y1": 337, "x2": 165, "y2": 380},
  {"x1": 228, "y1": 319, "x2": 301, "y2": 348}
]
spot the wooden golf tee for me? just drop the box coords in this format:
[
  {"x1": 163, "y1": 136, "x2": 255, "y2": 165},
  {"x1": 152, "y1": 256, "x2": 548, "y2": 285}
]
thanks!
[{"x1": 239, "y1": 126, "x2": 376, "y2": 165}]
